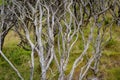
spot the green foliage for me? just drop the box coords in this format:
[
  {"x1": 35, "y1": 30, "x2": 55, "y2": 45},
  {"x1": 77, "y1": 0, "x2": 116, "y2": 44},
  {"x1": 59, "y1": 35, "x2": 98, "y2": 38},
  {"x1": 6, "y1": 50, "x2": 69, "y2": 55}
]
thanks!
[
  {"x1": 0, "y1": 0, "x2": 7, "y2": 5},
  {"x1": 0, "y1": 0, "x2": 3, "y2": 5}
]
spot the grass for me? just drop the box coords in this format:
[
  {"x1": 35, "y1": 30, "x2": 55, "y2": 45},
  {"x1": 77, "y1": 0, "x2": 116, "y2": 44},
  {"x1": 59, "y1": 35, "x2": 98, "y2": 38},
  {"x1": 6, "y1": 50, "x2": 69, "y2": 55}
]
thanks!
[
  {"x1": 0, "y1": 31, "x2": 31, "y2": 80},
  {"x1": 106, "y1": 68, "x2": 120, "y2": 80},
  {"x1": 100, "y1": 25, "x2": 120, "y2": 80},
  {"x1": 0, "y1": 25, "x2": 120, "y2": 80},
  {"x1": 0, "y1": 31, "x2": 44, "y2": 80}
]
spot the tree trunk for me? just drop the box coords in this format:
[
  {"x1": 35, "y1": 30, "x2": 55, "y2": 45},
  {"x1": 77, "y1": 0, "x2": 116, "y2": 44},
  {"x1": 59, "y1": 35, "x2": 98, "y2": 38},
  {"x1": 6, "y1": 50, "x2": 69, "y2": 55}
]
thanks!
[
  {"x1": 0, "y1": 36, "x2": 5, "y2": 50},
  {"x1": 0, "y1": 29, "x2": 11, "y2": 50}
]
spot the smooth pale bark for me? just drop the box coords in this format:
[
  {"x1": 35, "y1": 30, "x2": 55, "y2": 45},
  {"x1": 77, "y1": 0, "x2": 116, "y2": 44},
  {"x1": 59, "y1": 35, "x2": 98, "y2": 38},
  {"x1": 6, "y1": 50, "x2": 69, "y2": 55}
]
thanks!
[{"x1": 1, "y1": 0, "x2": 118, "y2": 80}]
